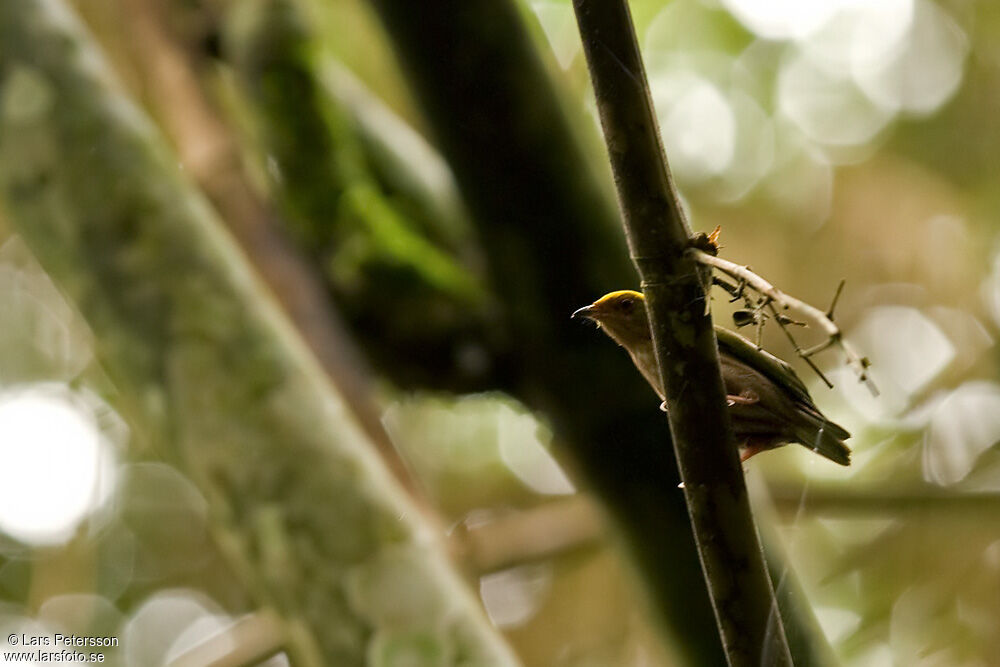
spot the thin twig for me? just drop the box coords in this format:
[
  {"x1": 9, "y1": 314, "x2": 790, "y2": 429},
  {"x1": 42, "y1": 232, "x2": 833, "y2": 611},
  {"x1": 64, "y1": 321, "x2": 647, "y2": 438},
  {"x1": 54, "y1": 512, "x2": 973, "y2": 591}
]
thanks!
[
  {"x1": 755, "y1": 300, "x2": 768, "y2": 348},
  {"x1": 691, "y1": 248, "x2": 878, "y2": 395},
  {"x1": 826, "y1": 279, "x2": 846, "y2": 319},
  {"x1": 801, "y1": 338, "x2": 837, "y2": 358},
  {"x1": 769, "y1": 302, "x2": 834, "y2": 388}
]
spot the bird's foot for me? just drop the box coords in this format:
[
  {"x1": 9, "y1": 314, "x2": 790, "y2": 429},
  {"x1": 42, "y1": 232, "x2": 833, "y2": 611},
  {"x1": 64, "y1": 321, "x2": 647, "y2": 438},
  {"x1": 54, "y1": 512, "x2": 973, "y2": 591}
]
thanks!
[
  {"x1": 726, "y1": 390, "x2": 760, "y2": 406},
  {"x1": 739, "y1": 439, "x2": 769, "y2": 463}
]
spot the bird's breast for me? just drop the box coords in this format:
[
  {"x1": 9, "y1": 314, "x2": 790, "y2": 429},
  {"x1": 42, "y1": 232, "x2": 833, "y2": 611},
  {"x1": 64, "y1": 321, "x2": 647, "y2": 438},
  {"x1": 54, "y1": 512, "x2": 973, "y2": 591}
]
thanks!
[{"x1": 629, "y1": 347, "x2": 665, "y2": 399}]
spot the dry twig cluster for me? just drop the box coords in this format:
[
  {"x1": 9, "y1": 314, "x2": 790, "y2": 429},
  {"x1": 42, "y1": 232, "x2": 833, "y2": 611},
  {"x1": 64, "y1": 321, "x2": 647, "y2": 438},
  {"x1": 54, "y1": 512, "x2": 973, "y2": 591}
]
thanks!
[{"x1": 687, "y1": 232, "x2": 877, "y2": 396}]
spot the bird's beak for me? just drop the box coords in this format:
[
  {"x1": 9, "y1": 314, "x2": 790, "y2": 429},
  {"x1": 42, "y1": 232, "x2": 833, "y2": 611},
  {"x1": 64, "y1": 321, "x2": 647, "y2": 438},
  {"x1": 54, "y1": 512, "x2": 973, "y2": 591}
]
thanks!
[{"x1": 572, "y1": 304, "x2": 596, "y2": 320}]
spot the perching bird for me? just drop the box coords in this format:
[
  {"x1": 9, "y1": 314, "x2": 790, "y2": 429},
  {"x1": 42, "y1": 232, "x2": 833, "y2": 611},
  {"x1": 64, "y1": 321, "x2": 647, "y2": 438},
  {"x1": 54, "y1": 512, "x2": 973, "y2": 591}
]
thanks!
[{"x1": 573, "y1": 290, "x2": 851, "y2": 465}]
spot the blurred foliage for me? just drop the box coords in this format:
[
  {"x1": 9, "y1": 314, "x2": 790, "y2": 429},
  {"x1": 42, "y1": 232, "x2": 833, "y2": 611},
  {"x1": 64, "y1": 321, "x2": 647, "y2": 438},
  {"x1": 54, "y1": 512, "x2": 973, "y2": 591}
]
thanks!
[
  {"x1": 220, "y1": 0, "x2": 497, "y2": 392},
  {"x1": 0, "y1": 1, "x2": 517, "y2": 664},
  {"x1": 2, "y1": 0, "x2": 1000, "y2": 665},
  {"x1": 0, "y1": 237, "x2": 252, "y2": 665}
]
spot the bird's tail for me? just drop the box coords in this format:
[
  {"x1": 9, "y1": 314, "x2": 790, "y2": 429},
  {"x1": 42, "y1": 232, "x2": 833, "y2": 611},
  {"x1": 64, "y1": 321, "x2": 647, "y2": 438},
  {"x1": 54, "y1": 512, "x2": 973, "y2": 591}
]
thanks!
[{"x1": 793, "y1": 409, "x2": 851, "y2": 466}]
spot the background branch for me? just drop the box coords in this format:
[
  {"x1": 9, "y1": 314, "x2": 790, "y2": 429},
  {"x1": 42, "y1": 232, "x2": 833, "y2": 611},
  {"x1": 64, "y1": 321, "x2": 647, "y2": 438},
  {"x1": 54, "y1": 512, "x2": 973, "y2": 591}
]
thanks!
[
  {"x1": 451, "y1": 489, "x2": 838, "y2": 666},
  {"x1": 217, "y1": 0, "x2": 493, "y2": 392},
  {"x1": 452, "y1": 496, "x2": 605, "y2": 574},
  {"x1": 571, "y1": 1, "x2": 792, "y2": 665},
  {"x1": 364, "y1": 0, "x2": 731, "y2": 662},
  {"x1": 769, "y1": 484, "x2": 1000, "y2": 516},
  {"x1": 116, "y1": 0, "x2": 419, "y2": 499}
]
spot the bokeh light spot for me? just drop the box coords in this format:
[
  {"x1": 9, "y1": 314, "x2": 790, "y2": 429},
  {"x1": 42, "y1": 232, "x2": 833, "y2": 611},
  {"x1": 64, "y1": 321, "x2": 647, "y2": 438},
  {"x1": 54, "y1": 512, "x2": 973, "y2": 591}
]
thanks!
[
  {"x1": 814, "y1": 605, "x2": 861, "y2": 644},
  {"x1": 840, "y1": 305, "x2": 954, "y2": 421},
  {"x1": 853, "y1": 0, "x2": 967, "y2": 115},
  {"x1": 479, "y1": 564, "x2": 552, "y2": 628},
  {"x1": 123, "y1": 589, "x2": 225, "y2": 667},
  {"x1": 0, "y1": 236, "x2": 93, "y2": 385},
  {"x1": 530, "y1": 1, "x2": 581, "y2": 70},
  {"x1": 778, "y1": 49, "x2": 894, "y2": 148},
  {"x1": 719, "y1": 0, "x2": 838, "y2": 40},
  {"x1": 923, "y1": 382, "x2": 1000, "y2": 486},
  {"x1": 0, "y1": 385, "x2": 116, "y2": 545},
  {"x1": 799, "y1": 0, "x2": 914, "y2": 76},
  {"x1": 497, "y1": 404, "x2": 574, "y2": 496},
  {"x1": 651, "y1": 71, "x2": 736, "y2": 183}
]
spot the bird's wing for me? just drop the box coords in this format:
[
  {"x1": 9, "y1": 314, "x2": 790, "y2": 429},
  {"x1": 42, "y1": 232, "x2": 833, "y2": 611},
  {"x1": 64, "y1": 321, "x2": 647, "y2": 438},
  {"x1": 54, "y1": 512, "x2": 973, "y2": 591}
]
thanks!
[
  {"x1": 714, "y1": 326, "x2": 814, "y2": 407},
  {"x1": 717, "y1": 327, "x2": 851, "y2": 443},
  {"x1": 720, "y1": 354, "x2": 852, "y2": 464}
]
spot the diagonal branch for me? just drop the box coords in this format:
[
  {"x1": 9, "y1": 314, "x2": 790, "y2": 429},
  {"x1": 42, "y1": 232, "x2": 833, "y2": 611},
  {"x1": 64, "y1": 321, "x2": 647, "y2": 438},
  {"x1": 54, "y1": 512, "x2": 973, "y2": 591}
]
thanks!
[
  {"x1": 571, "y1": 1, "x2": 793, "y2": 665},
  {"x1": 116, "y1": 0, "x2": 421, "y2": 498}
]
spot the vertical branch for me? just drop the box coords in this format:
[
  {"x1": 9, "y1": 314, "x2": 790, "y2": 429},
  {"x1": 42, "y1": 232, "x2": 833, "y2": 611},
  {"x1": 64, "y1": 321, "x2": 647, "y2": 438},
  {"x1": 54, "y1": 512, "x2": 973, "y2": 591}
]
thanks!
[
  {"x1": 570, "y1": 2, "x2": 793, "y2": 665},
  {"x1": 364, "y1": 0, "x2": 728, "y2": 661}
]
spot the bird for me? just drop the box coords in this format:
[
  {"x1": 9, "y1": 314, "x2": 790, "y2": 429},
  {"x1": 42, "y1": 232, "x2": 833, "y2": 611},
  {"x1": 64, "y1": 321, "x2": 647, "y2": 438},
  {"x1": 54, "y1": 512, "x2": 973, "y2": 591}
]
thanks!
[{"x1": 572, "y1": 290, "x2": 851, "y2": 465}]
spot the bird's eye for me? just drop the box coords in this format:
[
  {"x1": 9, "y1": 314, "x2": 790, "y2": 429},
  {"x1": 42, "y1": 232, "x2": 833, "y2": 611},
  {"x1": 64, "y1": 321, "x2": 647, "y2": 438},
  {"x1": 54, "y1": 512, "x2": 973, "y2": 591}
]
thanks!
[{"x1": 619, "y1": 297, "x2": 634, "y2": 311}]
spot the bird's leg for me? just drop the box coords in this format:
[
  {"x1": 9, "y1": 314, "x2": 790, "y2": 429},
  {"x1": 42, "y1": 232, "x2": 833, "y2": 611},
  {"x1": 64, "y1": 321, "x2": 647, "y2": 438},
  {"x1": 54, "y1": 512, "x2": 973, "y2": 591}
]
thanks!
[
  {"x1": 726, "y1": 390, "x2": 759, "y2": 407},
  {"x1": 739, "y1": 438, "x2": 769, "y2": 462},
  {"x1": 659, "y1": 401, "x2": 668, "y2": 412}
]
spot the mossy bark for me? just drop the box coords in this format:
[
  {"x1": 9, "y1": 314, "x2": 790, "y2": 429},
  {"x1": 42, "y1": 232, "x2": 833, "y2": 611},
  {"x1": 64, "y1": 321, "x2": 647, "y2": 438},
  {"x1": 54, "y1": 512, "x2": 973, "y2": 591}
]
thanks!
[
  {"x1": 222, "y1": 0, "x2": 494, "y2": 392},
  {"x1": 0, "y1": 2, "x2": 518, "y2": 665}
]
